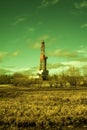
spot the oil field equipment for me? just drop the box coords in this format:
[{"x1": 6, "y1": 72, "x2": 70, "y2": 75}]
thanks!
[{"x1": 38, "y1": 41, "x2": 49, "y2": 80}]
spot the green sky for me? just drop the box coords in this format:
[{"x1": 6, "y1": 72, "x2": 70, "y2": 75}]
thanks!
[{"x1": 0, "y1": 0, "x2": 87, "y2": 75}]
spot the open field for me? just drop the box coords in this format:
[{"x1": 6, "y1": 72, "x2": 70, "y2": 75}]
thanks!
[{"x1": 0, "y1": 85, "x2": 87, "y2": 130}]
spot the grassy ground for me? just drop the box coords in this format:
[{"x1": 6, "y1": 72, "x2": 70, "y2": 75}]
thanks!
[{"x1": 0, "y1": 85, "x2": 87, "y2": 130}]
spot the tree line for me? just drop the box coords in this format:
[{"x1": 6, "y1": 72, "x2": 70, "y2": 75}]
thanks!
[{"x1": 0, "y1": 66, "x2": 87, "y2": 87}]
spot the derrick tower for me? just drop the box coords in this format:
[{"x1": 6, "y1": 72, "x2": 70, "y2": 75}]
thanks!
[{"x1": 38, "y1": 41, "x2": 49, "y2": 80}]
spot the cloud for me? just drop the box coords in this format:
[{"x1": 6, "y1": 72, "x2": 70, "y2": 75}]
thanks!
[
  {"x1": 30, "y1": 34, "x2": 50, "y2": 49},
  {"x1": 3, "y1": 66, "x2": 16, "y2": 69},
  {"x1": 32, "y1": 42, "x2": 40, "y2": 49},
  {"x1": 62, "y1": 61, "x2": 85, "y2": 67},
  {"x1": 40, "y1": 0, "x2": 49, "y2": 8},
  {"x1": 81, "y1": 23, "x2": 87, "y2": 28},
  {"x1": 77, "y1": 57, "x2": 87, "y2": 62},
  {"x1": 80, "y1": 45, "x2": 85, "y2": 48},
  {"x1": 39, "y1": 0, "x2": 60, "y2": 8},
  {"x1": 12, "y1": 50, "x2": 20, "y2": 57},
  {"x1": 13, "y1": 67, "x2": 38, "y2": 75},
  {"x1": 77, "y1": 49, "x2": 86, "y2": 54},
  {"x1": 52, "y1": 0, "x2": 59, "y2": 4},
  {"x1": 75, "y1": 1, "x2": 87, "y2": 9},
  {"x1": 13, "y1": 17, "x2": 26, "y2": 25},
  {"x1": 47, "y1": 61, "x2": 87, "y2": 74},
  {"x1": 0, "y1": 68, "x2": 12, "y2": 75},
  {"x1": 38, "y1": 21, "x2": 43, "y2": 25},
  {"x1": 27, "y1": 34, "x2": 57, "y2": 50},
  {"x1": 48, "y1": 48, "x2": 87, "y2": 63},
  {"x1": 47, "y1": 63, "x2": 65, "y2": 69},
  {"x1": 77, "y1": 46, "x2": 87, "y2": 58},
  {"x1": 77, "y1": 45, "x2": 87, "y2": 54},
  {"x1": 48, "y1": 49, "x2": 78, "y2": 59},
  {"x1": 0, "y1": 51, "x2": 20, "y2": 62},
  {"x1": 28, "y1": 27, "x2": 35, "y2": 32},
  {"x1": 0, "y1": 52, "x2": 8, "y2": 62},
  {"x1": 39, "y1": 35, "x2": 49, "y2": 41}
]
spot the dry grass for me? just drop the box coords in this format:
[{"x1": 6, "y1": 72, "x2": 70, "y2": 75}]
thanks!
[{"x1": 0, "y1": 85, "x2": 87, "y2": 130}]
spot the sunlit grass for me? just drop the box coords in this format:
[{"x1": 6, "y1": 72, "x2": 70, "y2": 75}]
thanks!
[{"x1": 0, "y1": 86, "x2": 87, "y2": 130}]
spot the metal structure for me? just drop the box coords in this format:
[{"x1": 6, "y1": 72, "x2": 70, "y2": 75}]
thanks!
[{"x1": 38, "y1": 41, "x2": 49, "y2": 80}]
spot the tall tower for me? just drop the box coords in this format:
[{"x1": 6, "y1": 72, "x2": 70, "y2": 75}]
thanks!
[{"x1": 38, "y1": 41, "x2": 49, "y2": 80}]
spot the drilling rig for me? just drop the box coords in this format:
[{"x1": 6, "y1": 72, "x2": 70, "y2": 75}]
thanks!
[{"x1": 38, "y1": 41, "x2": 49, "y2": 80}]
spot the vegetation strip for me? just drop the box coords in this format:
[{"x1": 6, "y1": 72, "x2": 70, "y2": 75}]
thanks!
[{"x1": 0, "y1": 86, "x2": 87, "y2": 130}]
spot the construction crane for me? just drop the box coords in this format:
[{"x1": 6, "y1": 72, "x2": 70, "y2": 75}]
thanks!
[{"x1": 38, "y1": 41, "x2": 49, "y2": 80}]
